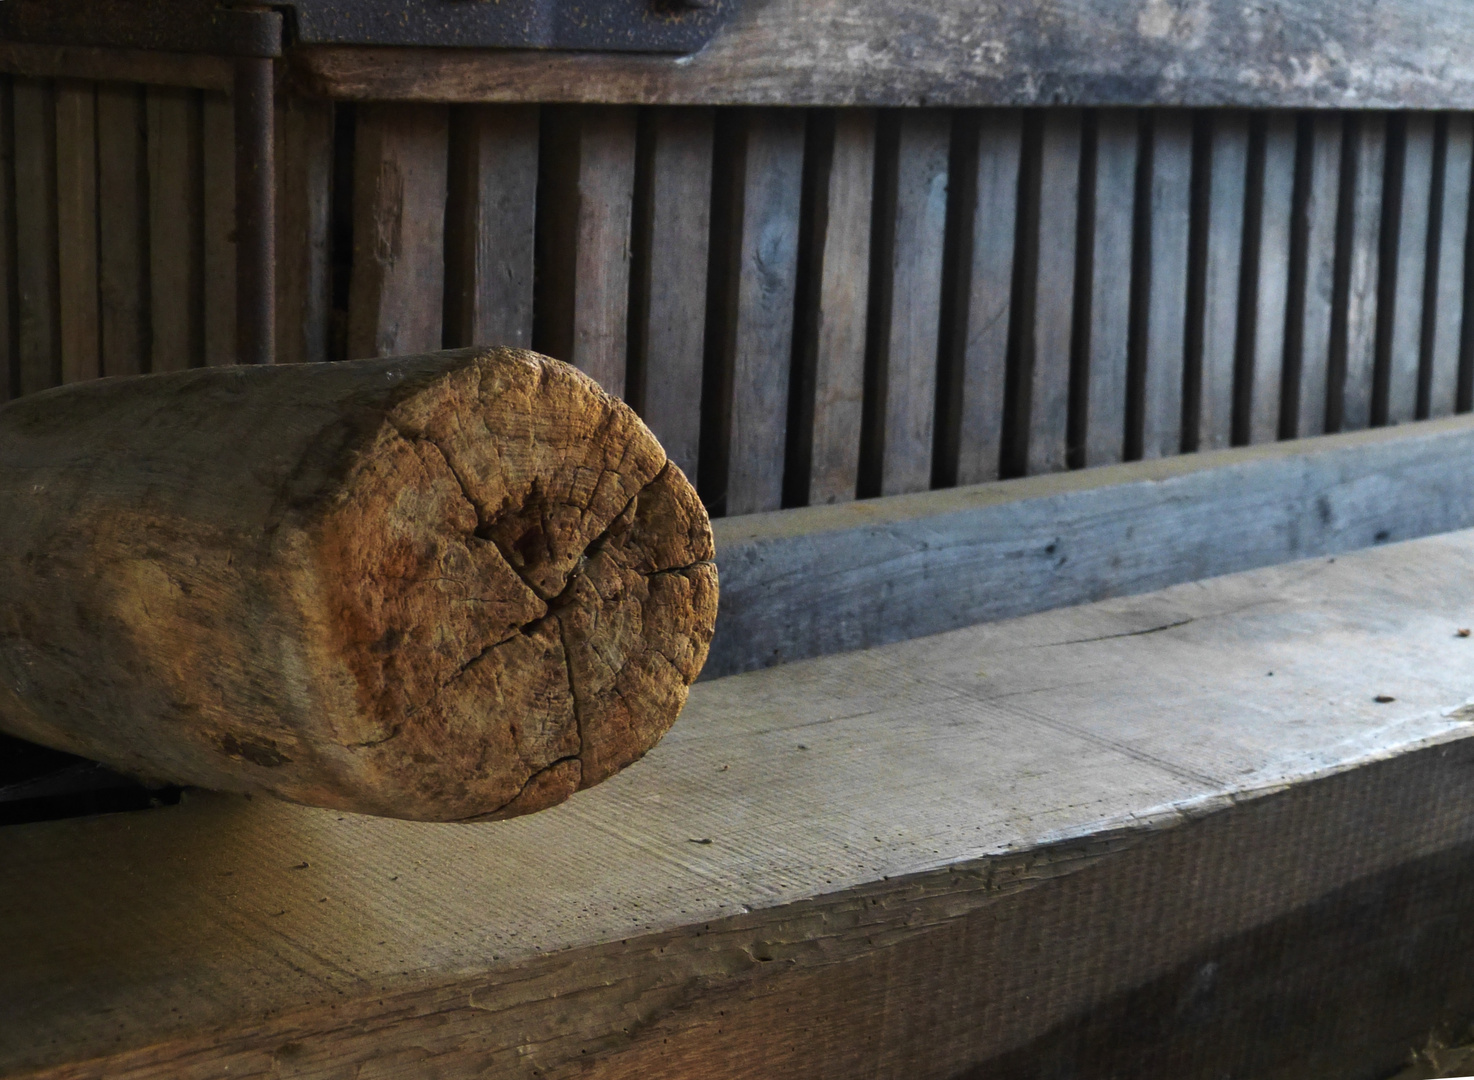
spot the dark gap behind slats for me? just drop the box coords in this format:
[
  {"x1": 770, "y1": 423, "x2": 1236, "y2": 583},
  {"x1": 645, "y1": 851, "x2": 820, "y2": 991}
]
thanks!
[
  {"x1": 857, "y1": 110, "x2": 900, "y2": 499},
  {"x1": 328, "y1": 100, "x2": 355, "y2": 363},
  {"x1": 1418, "y1": 114, "x2": 1449, "y2": 421},
  {"x1": 441, "y1": 107, "x2": 472, "y2": 352},
  {"x1": 1371, "y1": 112, "x2": 1406, "y2": 428},
  {"x1": 532, "y1": 107, "x2": 577, "y2": 367},
  {"x1": 1180, "y1": 111, "x2": 1214, "y2": 453},
  {"x1": 1064, "y1": 109, "x2": 1098, "y2": 471},
  {"x1": 624, "y1": 107, "x2": 657, "y2": 418},
  {"x1": 933, "y1": 110, "x2": 981, "y2": 489},
  {"x1": 1233, "y1": 113, "x2": 1268, "y2": 446},
  {"x1": 1324, "y1": 112, "x2": 1358, "y2": 433},
  {"x1": 1, "y1": 78, "x2": 17, "y2": 398},
  {"x1": 1123, "y1": 110, "x2": 1154, "y2": 461},
  {"x1": 1279, "y1": 114, "x2": 1316, "y2": 439},
  {"x1": 999, "y1": 110, "x2": 1043, "y2": 477}
]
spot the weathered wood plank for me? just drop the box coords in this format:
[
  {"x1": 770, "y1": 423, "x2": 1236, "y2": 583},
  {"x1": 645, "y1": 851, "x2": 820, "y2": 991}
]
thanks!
[
  {"x1": 1082, "y1": 109, "x2": 1138, "y2": 467},
  {"x1": 1384, "y1": 113, "x2": 1436, "y2": 425},
  {"x1": 201, "y1": 92, "x2": 236, "y2": 368},
  {"x1": 444, "y1": 104, "x2": 538, "y2": 351},
  {"x1": 273, "y1": 96, "x2": 334, "y2": 366},
  {"x1": 1139, "y1": 111, "x2": 1192, "y2": 459},
  {"x1": 146, "y1": 86, "x2": 202, "y2": 374},
  {"x1": 1339, "y1": 113, "x2": 1386, "y2": 432},
  {"x1": 0, "y1": 42, "x2": 232, "y2": 92},
  {"x1": 1290, "y1": 114, "x2": 1343, "y2": 438},
  {"x1": 864, "y1": 110, "x2": 950, "y2": 494},
  {"x1": 1247, "y1": 114, "x2": 1297, "y2": 445},
  {"x1": 346, "y1": 103, "x2": 449, "y2": 360},
  {"x1": 12, "y1": 78, "x2": 59, "y2": 394},
  {"x1": 0, "y1": 78, "x2": 14, "y2": 401},
  {"x1": 1197, "y1": 112, "x2": 1248, "y2": 451},
  {"x1": 628, "y1": 106, "x2": 713, "y2": 483},
  {"x1": 954, "y1": 109, "x2": 1021, "y2": 484},
  {"x1": 296, "y1": 0, "x2": 1474, "y2": 112},
  {"x1": 708, "y1": 414, "x2": 1474, "y2": 676},
  {"x1": 53, "y1": 79, "x2": 98, "y2": 385},
  {"x1": 1427, "y1": 114, "x2": 1473, "y2": 418},
  {"x1": 95, "y1": 84, "x2": 147, "y2": 378}
]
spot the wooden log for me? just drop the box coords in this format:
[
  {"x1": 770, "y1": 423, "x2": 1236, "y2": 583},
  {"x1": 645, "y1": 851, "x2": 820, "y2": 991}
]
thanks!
[{"x1": 0, "y1": 348, "x2": 717, "y2": 822}]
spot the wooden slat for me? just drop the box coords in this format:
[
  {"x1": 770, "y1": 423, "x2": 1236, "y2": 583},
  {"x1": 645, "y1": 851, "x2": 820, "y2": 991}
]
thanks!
[
  {"x1": 146, "y1": 86, "x2": 202, "y2": 374},
  {"x1": 1083, "y1": 109, "x2": 1138, "y2": 467},
  {"x1": 1139, "y1": 111, "x2": 1192, "y2": 459},
  {"x1": 1427, "y1": 114, "x2": 1473, "y2": 418},
  {"x1": 12, "y1": 78, "x2": 59, "y2": 394},
  {"x1": 1247, "y1": 114, "x2": 1297, "y2": 445},
  {"x1": 273, "y1": 96, "x2": 334, "y2": 366},
  {"x1": 201, "y1": 92, "x2": 235, "y2": 368},
  {"x1": 0, "y1": 42, "x2": 233, "y2": 92},
  {"x1": 1197, "y1": 112, "x2": 1248, "y2": 451},
  {"x1": 533, "y1": 105, "x2": 637, "y2": 394},
  {"x1": 1385, "y1": 113, "x2": 1436, "y2": 425},
  {"x1": 0, "y1": 78, "x2": 14, "y2": 401},
  {"x1": 444, "y1": 104, "x2": 538, "y2": 351},
  {"x1": 346, "y1": 103, "x2": 449, "y2": 360},
  {"x1": 865, "y1": 110, "x2": 950, "y2": 495},
  {"x1": 704, "y1": 108, "x2": 806, "y2": 516},
  {"x1": 629, "y1": 106, "x2": 714, "y2": 482},
  {"x1": 1340, "y1": 113, "x2": 1386, "y2": 431},
  {"x1": 95, "y1": 84, "x2": 147, "y2": 378},
  {"x1": 53, "y1": 79, "x2": 98, "y2": 384},
  {"x1": 1291, "y1": 114, "x2": 1343, "y2": 439},
  {"x1": 954, "y1": 109, "x2": 1022, "y2": 484}
]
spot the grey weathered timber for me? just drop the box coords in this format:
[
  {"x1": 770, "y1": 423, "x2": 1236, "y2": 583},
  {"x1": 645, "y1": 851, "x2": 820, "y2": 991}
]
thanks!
[
  {"x1": 445, "y1": 105, "x2": 539, "y2": 353},
  {"x1": 1428, "y1": 114, "x2": 1473, "y2": 418},
  {"x1": 53, "y1": 79, "x2": 98, "y2": 385},
  {"x1": 274, "y1": 96, "x2": 334, "y2": 365},
  {"x1": 297, "y1": 0, "x2": 1474, "y2": 112},
  {"x1": 1340, "y1": 113, "x2": 1386, "y2": 432},
  {"x1": 1084, "y1": 110, "x2": 1138, "y2": 466},
  {"x1": 346, "y1": 103, "x2": 449, "y2": 360},
  {"x1": 146, "y1": 86, "x2": 202, "y2": 374},
  {"x1": 9, "y1": 530, "x2": 1474, "y2": 1079},
  {"x1": 1292, "y1": 114, "x2": 1343, "y2": 439},
  {"x1": 868, "y1": 110, "x2": 949, "y2": 495},
  {"x1": 1385, "y1": 114, "x2": 1435, "y2": 425},
  {"x1": 96, "y1": 83, "x2": 147, "y2": 378},
  {"x1": 13, "y1": 78, "x2": 59, "y2": 393},
  {"x1": 1140, "y1": 111, "x2": 1191, "y2": 459},
  {"x1": 1197, "y1": 112, "x2": 1248, "y2": 451},
  {"x1": 1247, "y1": 114, "x2": 1297, "y2": 445},
  {"x1": 954, "y1": 109, "x2": 1021, "y2": 484},
  {"x1": 707, "y1": 414, "x2": 1474, "y2": 677},
  {"x1": 630, "y1": 106, "x2": 713, "y2": 482},
  {"x1": 201, "y1": 92, "x2": 236, "y2": 368}
]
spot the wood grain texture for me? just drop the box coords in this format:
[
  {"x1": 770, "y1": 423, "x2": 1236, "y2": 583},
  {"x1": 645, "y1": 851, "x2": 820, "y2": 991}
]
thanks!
[
  {"x1": 0, "y1": 79, "x2": 14, "y2": 402},
  {"x1": 1248, "y1": 114, "x2": 1297, "y2": 445},
  {"x1": 274, "y1": 96, "x2": 334, "y2": 366},
  {"x1": 1340, "y1": 113, "x2": 1386, "y2": 432},
  {"x1": 444, "y1": 105, "x2": 539, "y2": 351},
  {"x1": 1427, "y1": 114, "x2": 1472, "y2": 418},
  {"x1": 1385, "y1": 113, "x2": 1435, "y2": 425},
  {"x1": 146, "y1": 86, "x2": 202, "y2": 374},
  {"x1": 533, "y1": 105, "x2": 637, "y2": 394},
  {"x1": 0, "y1": 42, "x2": 232, "y2": 92},
  {"x1": 12, "y1": 78, "x2": 59, "y2": 394},
  {"x1": 1291, "y1": 114, "x2": 1343, "y2": 438},
  {"x1": 866, "y1": 110, "x2": 949, "y2": 495},
  {"x1": 708, "y1": 413, "x2": 1474, "y2": 676},
  {"x1": 53, "y1": 79, "x2": 98, "y2": 384},
  {"x1": 1084, "y1": 109, "x2": 1138, "y2": 467},
  {"x1": 1140, "y1": 111, "x2": 1191, "y2": 459},
  {"x1": 1197, "y1": 112, "x2": 1248, "y2": 451},
  {"x1": 201, "y1": 92, "x2": 236, "y2": 368},
  {"x1": 7, "y1": 528, "x2": 1474, "y2": 1078},
  {"x1": 294, "y1": 0, "x2": 1474, "y2": 111},
  {"x1": 347, "y1": 103, "x2": 450, "y2": 360},
  {"x1": 629, "y1": 106, "x2": 713, "y2": 483},
  {"x1": 0, "y1": 348, "x2": 716, "y2": 822},
  {"x1": 96, "y1": 83, "x2": 148, "y2": 378},
  {"x1": 954, "y1": 109, "x2": 1021, "y2": 484}
]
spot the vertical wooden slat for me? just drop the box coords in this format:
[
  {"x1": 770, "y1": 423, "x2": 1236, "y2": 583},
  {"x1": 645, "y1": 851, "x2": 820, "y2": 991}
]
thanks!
[
  {"x1": 54, "y1": 80, "x2": 99, "y2": 384},
  {"x1": 1428, "y1": 114, "x2": 1473, "y2": 419},
  {"x1": 1083, "y1": 109, "x2": 1138, "y2": 467},
  {"x1": 1140, "y1": 111, "x2": 1192, "y2": 459},
  {"x1": 1197, "y1": 112, "x2": 1248, "y2": 451},
  {"x1": 274, "y1": 96, "x2": 334, "y2": 366},
  {"x1": 1384, "y1": 114, "x2": 1435, "y2": 425},
  {"x1": 202, "y1": 92, "x2": 236, "y2": 367},
  {"x1": 954, "y1": 109, "x2": 1022, "y2": 484},
  {"x1": 1339, "y1": 113, "x2": 1385, "y2": 431},
  {"x1": 96, "y1": 84, "x2": 147, "y2": 378},
  {"x1": 629, "y1": 106, "x2": 713, "y2": 483},
  {"x1": 1247, "y1": 114, "x2": 1297, "y2": 445},
  {"x1": 0, "y1": 78, "x2": 15, "y2": 401},
  {"x1": 865, "y1": 110, "x2": 950, "y2": 495},
  {"x1": 1291, "y1": 114, "x2": 1343, "y2": 439},
  {"x1": 13, "y1": 79, "x2": 60, "y2": 394},
  {"x1": 445, "y1": 104, "x2": 539, "y2": 351},
  {"x1": 534, "y1": 105, "x2": 637, "y2": 394},
  {"x1": 347, "y1": 103, "x2": 449, "y2": 360},
  {"x1": 147, "y1": 86, "x2": 203, "y2": 373}
]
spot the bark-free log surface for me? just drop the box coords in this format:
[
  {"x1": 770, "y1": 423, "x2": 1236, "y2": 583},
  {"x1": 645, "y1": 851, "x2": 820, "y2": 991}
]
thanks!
[{"x1": 0, "y1": 347, "x2": 718, "y2": 821}]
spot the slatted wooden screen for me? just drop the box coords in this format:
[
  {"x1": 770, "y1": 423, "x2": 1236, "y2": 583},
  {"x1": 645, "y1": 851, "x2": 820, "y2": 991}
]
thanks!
[{"x1": 5, "y1": 81, "x2": 1474, "y2": 520}]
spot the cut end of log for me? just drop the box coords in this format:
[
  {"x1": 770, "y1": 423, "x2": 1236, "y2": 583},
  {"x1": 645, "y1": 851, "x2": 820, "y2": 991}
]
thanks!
[{"x1": 0, "y1": 348, "x2": 718, "y2": 822}]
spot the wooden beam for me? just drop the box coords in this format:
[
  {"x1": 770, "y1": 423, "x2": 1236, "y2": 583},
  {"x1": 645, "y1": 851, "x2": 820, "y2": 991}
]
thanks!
[{"x1": 0, "y1": 42, "x2": 232, "y2": 92}]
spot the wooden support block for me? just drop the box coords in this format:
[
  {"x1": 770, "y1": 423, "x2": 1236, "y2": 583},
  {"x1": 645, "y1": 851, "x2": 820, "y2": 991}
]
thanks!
[
  {"x1": 1138, "y1": 111, "x2": 1191, "y2": 459},
  {"x1": 201, "y1": 91, "x2": 236, "y2": 368},
  {"x1": 1384, "y1": 113, "x2": 1435, "y2": 425},
  {"x1": 628, "y1": 106, "x2": 713, "y2": 483},
  {"x1": 95, "y1": 83, "x2": 147, "y2": 378},
  {"x1": 1246, "y1": 113, "x2": 1297, "y2": 445},
  {"x1": 1339, "y1": 113, "x2": 1386, "y2": 431},
  {"x1": 1196, "y1": 111, "x2": 1248, "y2": 451},
  {"x1": 146, "y1": 86, "x2": 203, "y2": 374},
  {"x1": 444, "y1": 104, "x2": 539, "y2": 352},
  {"x1": 1427, "y1": 114, "x2": 1473, "y2": 418},
  {"x1": 1290, "y1": 113, "x2": 1342, "y2": 438},
  {"x1": 53, "y1": 79, "x2": 98, "y2": 385},
  {"x1": 1083, "y1": 109, "x2": 1137, "y2": 467},
  {"x1": 534, "y1": 105, "x2": 637, "y2": 394},
  {"x1": 347, "y1": 103, "x2": 450, "y2": 360},
  {"x1": 12, "y1": 78, "x2": 59, "y2": 394},
  {"x1": 273, "y1": 95, "x2": 334, "y2": 366}
]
